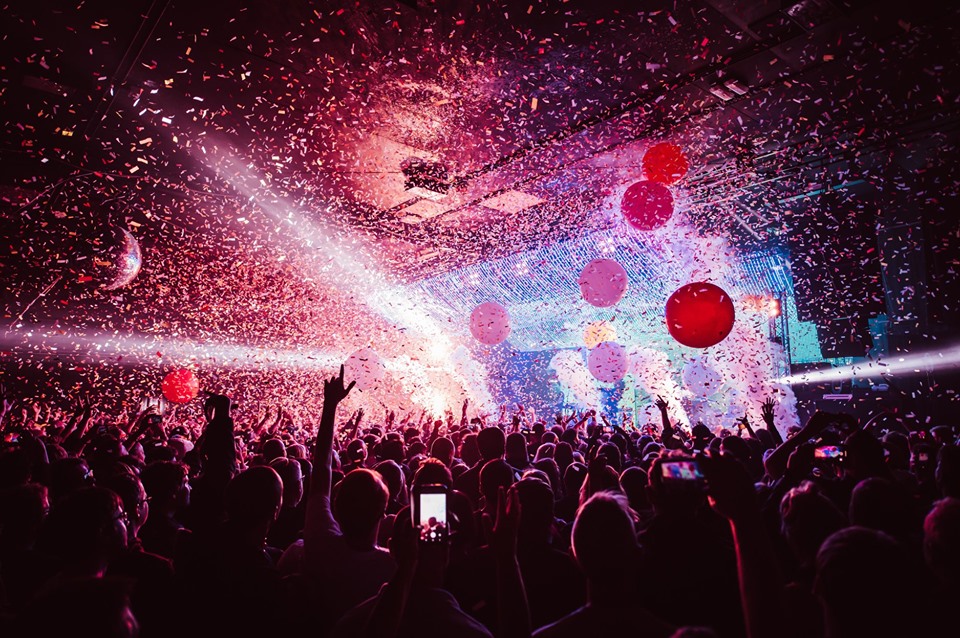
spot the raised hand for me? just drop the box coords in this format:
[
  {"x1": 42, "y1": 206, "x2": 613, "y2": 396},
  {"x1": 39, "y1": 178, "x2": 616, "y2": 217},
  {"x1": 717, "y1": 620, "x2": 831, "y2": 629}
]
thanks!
[
  {"x1": 203, "y1": 392, "x2": 232, "y2": 422},
  {"x1": 323, "y1": 364, "x2": 355, "y2": 408},
  {"x1": 462, "y1": 398, "x2": 469, "y2": 416},
  {"x1": 761, "y1": 397, "x2": 776, "y2": 423},
  {"x1": 655, "y1": 395, "x2": 668, "y2": 412},
  {"x1": 699, "y1": 453, "x2": 758, "y2": 523}
]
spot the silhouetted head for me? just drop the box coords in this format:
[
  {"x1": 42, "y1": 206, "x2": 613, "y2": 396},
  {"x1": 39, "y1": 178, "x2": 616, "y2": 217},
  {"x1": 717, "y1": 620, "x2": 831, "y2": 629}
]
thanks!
[
  {"x1": 572, "y1": 491, "x2": 639, "y2": 586},
  {"x1": 849, "y1": 477, "x2": 912, "y2": 542},
  {"x1": 563, "y1": 462, "x2": 587, "y2": 499},
  {"x1": 49, "y1": 457, "x2": 94, "y2": 502},
  {"x1": 270, "y1": 457, "x2": 304, "y2": 509},
  {"x1": 924, "y1": 497, "x2": 960, "y2": 591},
  {"x1": 44, "y1": 486, "x2": 127, "y2": 569},
  {"x1": 334, "y1": 468, "x2": 388, "y2": 542},
  {"x1": 619, "y1": 466, "x2": 650, "y2": 514},
  {"x1": 104, "y1": 472, "x2": 149, "y2": 537},
  {"x1": 516, "y1": 477, "x2": 554, "y2": 544},
  {"x1": 413, "y1": 457, "x2": 453, "y2": 489},
  {"x1": 479, "y1": 459, "x2": 515, "y2": 511},
  {"x1": 780, "y1": 481, "x2": 847, "y2": 568},
  {"x1": 505, "y1": 432, "x2": 529, "y2": 467},
  {"x1": 477, "y1": 427, "x2": 506, "y2": 462},
  {"x1": 815, "y1": 527, "x2": 916, "y2": 638},
  {"x1": 345, "y1": 438, "x2": 367, "y2": 465},
  {"x1": 430, "y1": 437, "x2": 456, "y2": 468},
  {"x1": 844, "y1": 430, "x2": 888, "y2": 481},
  {"x1": 374, "y1": 459, "x2": 406, "y2": 502},
  {"x1": 225, "y1": 466, "x2": 283, "y2": 530},
  {"x1": 141, "y1": 461, "x2": 190, "y2": 512},
  {"x1": 459, "y1": 433, "x2": 480, "y2": 467},
  {"x1": 261, "y1": 438, "x2": 286, "y2": 462}
]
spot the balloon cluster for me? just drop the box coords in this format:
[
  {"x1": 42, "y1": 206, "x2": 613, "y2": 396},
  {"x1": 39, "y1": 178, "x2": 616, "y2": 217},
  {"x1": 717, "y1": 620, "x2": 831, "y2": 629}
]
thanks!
[{"x1": 468, "y1": 143, "x2": 737, "y2": 387}]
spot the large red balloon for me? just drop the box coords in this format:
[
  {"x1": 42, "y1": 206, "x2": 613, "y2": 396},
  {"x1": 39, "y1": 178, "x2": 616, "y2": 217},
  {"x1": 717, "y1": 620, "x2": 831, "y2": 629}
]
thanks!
[
  {"x1": 161, "y1": 368, "x2": 200, "y2": 404},
  {"x1": 642, "y1": 142, "x2": 689, "y2": 185},
  {"x1": 621, "y1": 180, "x2": 673, "y2": 230},
  {"x1": 665, "y1": 283, "x2": 736, "y2": 348}
]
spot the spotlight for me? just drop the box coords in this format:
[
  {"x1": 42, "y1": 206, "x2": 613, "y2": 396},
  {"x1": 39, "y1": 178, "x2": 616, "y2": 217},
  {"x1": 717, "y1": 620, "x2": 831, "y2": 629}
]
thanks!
[{"x1": 777, "y1": 344, "x2": 960, "y2": 385}]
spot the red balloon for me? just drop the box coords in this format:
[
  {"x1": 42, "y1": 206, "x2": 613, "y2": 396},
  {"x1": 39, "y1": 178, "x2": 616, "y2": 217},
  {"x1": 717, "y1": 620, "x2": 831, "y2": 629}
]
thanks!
[
  {"x1": 620, "y1": 180, "x2": 673, "y2": 230},
  {"x1": 161, "y1": 368, "x2": 200, "y2": 404},
  {"x1": 665, "y1": 283, "x2": 736, "y2": 348},
  {"x1": 642, "y1": 142, "x2": 689, "y2": 185}
]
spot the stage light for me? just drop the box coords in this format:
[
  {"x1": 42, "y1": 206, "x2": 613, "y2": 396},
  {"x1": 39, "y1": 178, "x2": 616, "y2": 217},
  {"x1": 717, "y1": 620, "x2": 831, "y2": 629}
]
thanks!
[
  {"x1": 768, "y1": 298, "x2": 782, "y2": 318},
  {"x1": 776, "y1": 344, "x2": 960, "y2": 385}
]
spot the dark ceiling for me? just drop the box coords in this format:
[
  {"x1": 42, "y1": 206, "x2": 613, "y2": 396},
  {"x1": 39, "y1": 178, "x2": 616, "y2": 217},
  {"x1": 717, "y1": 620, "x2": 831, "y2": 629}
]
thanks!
[{"x1": 1, "y1": 0, "x2": 958, "y2": 349}]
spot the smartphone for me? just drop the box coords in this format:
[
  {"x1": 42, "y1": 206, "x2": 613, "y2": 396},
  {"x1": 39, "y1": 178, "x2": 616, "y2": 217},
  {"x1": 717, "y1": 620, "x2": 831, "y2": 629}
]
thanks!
[
  {"x1": 815, "y1": 445, "x2": 845, "y2": 460},
  {"x1": 147, "y1": 414, "x2": 163, "y2": 427},
  {"x1": 918, "y1": 452, "x2": 930, "y2": 463},
  {"x1": 412, "y1": 483, "x2": 448, "y2": 544},
  {"x1": 660, "y1": 460, "x2": 705, "y2": 481}
]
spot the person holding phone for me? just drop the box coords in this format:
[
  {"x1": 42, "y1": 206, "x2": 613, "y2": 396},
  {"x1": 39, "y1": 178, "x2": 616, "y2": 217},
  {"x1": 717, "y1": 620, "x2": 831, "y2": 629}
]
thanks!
[{"x1": 332, "y1": 501, "x2": 494, "y2": 638}]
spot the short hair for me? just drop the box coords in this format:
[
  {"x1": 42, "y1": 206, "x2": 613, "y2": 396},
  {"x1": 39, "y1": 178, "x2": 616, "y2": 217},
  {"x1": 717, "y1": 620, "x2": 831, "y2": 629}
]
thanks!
[
  {"x1": 430, "y1": 437, "x2": 456, "y2": 467},
  {"x1": 572, "y1": 491, "x2": 638, "y2": 580},
  {"x1": 815, "y1": 527, "x2": 915, "y2": 637},
  {"x1": 225, "y1": 466, "x2": 282, "y2": 526},
  {"x1": 413, "y1": 457, "x2": 453, "y2": 488},
  {"x1": 479, "y1": 459, "x2": 515, "y2": 506},
  {"x1": 141, "y1": 461, "x2": 188, "y2": 504},
  {"x1": 334, "y1": 469, "x2": 389, "y2": 539},
  {"x1": 477, "y1": 427, "x2": 506, "y2": 461},
  {"x1": 261, "y1": 438, "x2": 287, "y2": 462}
]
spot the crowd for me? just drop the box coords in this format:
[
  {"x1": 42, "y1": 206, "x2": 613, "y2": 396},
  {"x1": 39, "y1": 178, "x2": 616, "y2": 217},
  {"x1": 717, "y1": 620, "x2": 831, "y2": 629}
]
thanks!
[{"x1": 0, "y1": 371, "x2": 957, "y2": 638}]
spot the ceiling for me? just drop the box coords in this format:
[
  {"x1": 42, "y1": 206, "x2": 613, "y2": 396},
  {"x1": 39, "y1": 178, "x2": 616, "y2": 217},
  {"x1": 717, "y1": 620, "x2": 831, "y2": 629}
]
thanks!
[{"x1": 1, "y1": 0, "x2": 958, "y2": 364}]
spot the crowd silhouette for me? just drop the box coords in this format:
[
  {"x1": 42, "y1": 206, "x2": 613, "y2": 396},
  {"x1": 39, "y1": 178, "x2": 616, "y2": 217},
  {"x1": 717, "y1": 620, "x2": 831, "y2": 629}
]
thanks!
[{"x1": 0, "y1": 371, "x2": 956, "y2": 638}]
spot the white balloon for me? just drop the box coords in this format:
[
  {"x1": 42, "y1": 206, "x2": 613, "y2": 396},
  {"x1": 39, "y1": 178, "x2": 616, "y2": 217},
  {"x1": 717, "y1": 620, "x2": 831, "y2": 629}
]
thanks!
[
  {"x1": 344, "y1": 348, "x2": 386, "y2": 391},
  {"x1": 588, "y1": 341, "x2": 627, "y2": 384},
  {"x1": 682, "y1": 356, "x2": 723, "y2": 397}
]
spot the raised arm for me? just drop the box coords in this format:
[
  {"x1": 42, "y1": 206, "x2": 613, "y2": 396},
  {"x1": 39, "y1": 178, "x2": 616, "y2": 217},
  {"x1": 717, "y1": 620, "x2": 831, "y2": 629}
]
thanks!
[
  {"x1": 492, "y1": 486, "x2": 531, "y2": 638},
  {"x1": 760, "y1": 398, "x2": 784, "y2": 446},
  {"x1": 701, "y1": 454, "x2": 785, "y2": 638},
  {"x1": 311, "y1": 365, "x2": 356, "y2": 498},
  {"x1": 763, "y1": 411, "x2": 829, "y2": 481},
  {"x1": 655, "y1": 396, "x2": 684, "y2": 450}
]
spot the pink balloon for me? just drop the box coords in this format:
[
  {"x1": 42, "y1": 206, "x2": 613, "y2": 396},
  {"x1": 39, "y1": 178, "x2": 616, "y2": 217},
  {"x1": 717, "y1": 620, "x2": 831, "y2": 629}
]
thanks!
[
  {"x1": 470, "y1": 301, "x2": 511, "y2": 345},
  {"x1": 621, "y1": 180, "x2": 674, "y2": 230},
  {"x1": 578, "y1": 259, "x2": 628, "y2": 307},
  {"x1": 587, "y1": 341, "x2": 627, "y2": 383}
]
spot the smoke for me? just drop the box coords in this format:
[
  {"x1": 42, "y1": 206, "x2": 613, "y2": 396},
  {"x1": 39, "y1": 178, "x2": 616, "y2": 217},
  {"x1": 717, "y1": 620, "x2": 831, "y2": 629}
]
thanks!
[
  {"x1": 549, "y1": 349, "x2": 601, "y2": 409},
  {"x1": 627, "y1": 346, "x2": 690, "y2": 429}
]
